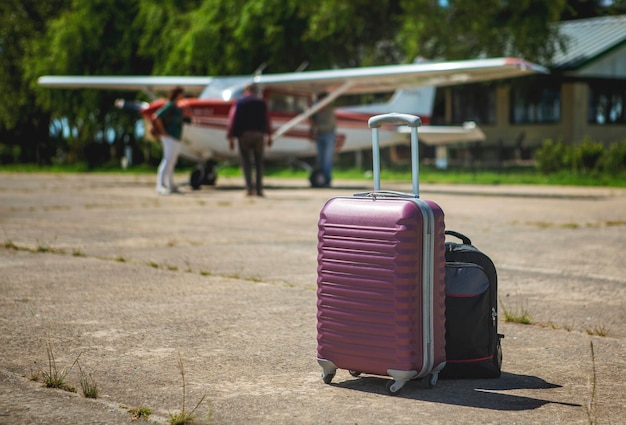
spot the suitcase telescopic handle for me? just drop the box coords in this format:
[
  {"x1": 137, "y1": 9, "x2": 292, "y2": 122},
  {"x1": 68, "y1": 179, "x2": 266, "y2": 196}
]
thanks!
[{"x1": 368, "y1": 113, "x2": 422, "y2": 196}]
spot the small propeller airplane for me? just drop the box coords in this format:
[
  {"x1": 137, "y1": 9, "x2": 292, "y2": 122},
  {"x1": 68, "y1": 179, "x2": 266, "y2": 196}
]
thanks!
[{"x1": 38, "y1": 57, "x2": 548, "y2": 188}]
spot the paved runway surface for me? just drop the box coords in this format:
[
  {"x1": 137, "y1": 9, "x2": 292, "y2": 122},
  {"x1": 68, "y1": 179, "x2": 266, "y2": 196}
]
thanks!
[{"x1": 1, "y1": 172, "x2": 625, "y2": 424}]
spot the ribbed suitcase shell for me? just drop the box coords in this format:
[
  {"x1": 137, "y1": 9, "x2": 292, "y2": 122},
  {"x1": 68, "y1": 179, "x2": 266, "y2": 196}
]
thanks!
[{"x1": 317, "y1": 195, "x2": 446, "y2": 391}]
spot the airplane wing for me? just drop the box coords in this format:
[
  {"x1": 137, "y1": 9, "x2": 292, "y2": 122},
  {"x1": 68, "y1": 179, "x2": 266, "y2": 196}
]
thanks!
[
  {"x1": 252, "y1": 57, "x2": 548, "y2": 138},
  {"x1": 37, "y1": 76, "x2": 215, "y2": 99},
  {"x1": 38, "y1": 57, "x2": 547, "y2": 137},
  {"x1": 252, "y1": 57, "x2": 548, "y2": 96},
  {"x1": 38, "y1": 57, "x2": 546, "y2": 99}
]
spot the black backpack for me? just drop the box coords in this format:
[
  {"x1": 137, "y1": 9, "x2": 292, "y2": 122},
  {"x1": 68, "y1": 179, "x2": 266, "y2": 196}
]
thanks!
[{"x1": 440, "y1": 230, "x2": 503, "y2": 379}]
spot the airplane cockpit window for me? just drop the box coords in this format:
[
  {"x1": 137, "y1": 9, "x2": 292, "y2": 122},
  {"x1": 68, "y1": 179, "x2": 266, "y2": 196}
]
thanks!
[
  {"x1": 267, "y1": 93, "x2": 309, "y2": 113},
  {"x1": 222, "y1": 87, "x2": 245, "y2": 101},
  {"x1": 199, "y1": 77, "x2": 252, "y2": 100}
]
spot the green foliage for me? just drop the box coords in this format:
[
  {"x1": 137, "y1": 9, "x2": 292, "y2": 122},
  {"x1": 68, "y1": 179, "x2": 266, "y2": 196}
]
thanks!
[
  {"x1": 398, "y1": 0, "x2": 567, "y2": 63},
  {"x1": 128, "y1": 407, "x2": 152, "y2": 421},
  {"x1": 0, "y1": 144, "x2": 21, "y2": 164},
  {"x1": 537, "y1": 138, "x2": 626, "y2": 177},
  {"x1": 600, "y1": 142, "x2": 626, "y2": 175},
  {"x1": 0, "y1": 0, "x2": 67, "y2": 162},
  {"x1": 535, "y1": 139, "x2": 571, "y2": 173},
  {"x1": 2, "y1": 0, "x2": 621, "y2": 167},
  {"x1": 575, "y1": 138, "x2": 604, "y2": 172}
]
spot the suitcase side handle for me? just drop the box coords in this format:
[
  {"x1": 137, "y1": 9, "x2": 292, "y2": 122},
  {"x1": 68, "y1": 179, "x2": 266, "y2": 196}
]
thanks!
[
  {"x1": 445, "y1": 230, "x2": 472, "y2": 245},
  {"x1": 367, "y1": 113, "x2": 422, "y2": 196}
]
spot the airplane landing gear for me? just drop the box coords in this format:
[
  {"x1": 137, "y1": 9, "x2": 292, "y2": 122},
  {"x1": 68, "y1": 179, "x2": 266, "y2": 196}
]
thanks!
[
  {"x1": 190, "y1": 160, "x2": 217, "y2": 190},
  {"x1": 309, "y1": 169, "x2": 329, "y2": 188}
]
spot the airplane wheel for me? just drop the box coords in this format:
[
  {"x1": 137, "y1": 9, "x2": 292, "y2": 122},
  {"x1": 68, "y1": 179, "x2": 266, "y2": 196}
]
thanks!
[
  {"x1": 190, "y1": 167, "x2": 204, "y2": 190},
  {"x1": 190, "y1": 161, "x2": 218, "y2": 190},
  {"x1": 203, "y1": 160, "x2": 217, "y2": 186},
  {"x1": 309, "y1": 169, "x2": 328, "y2": 188}
]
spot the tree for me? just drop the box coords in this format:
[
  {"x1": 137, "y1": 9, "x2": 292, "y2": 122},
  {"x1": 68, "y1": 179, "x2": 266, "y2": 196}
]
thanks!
[
  {"x1": 0, "y1": 0, "x2": 70, "y2": 163},
  {"x1": 397, "y1": 0, "x2": 568, "y2": 64},
  {"x1": 7, "y1": 0, "x2": 579, "y2": 166},
  {"x1": 561, "y1": 0, "x2": 626, "y2": 20},
  {"x1": 27, "y1": 0, "x2": 147, "y2": 164}
]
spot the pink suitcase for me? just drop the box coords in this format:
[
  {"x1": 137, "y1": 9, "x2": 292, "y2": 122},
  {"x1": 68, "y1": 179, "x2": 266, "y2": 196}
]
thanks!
[{"x1": 316, "y1": 113, "x2": 446, "y2": 394}]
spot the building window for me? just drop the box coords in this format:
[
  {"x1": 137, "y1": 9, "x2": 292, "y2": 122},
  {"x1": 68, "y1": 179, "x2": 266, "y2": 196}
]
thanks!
[
  {"x1": 510, "y1": 78, "x2": 560, "y2": 124},
  {"x1": 589, "y1": 81, "x2": 626, "y2": 124},
  {"x1": 450, "y1": 83, "x2": 496, "y2": 125}
]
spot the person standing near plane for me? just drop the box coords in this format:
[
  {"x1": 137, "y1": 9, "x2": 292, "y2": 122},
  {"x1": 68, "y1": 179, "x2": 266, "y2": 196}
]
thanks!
[
  {"x1": 152, "y1": 86, "x2": 190, "y2": 195},
  {"x1": 309, "y1": 92, "x2": 337, "y2": 187},
  {"x1": 227, "y1": 84, "x2": 273, "y2": 197}
]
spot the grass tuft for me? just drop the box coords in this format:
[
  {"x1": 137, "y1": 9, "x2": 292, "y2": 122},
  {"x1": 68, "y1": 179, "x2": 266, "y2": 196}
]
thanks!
[
  {"x1": 38, "y1": 337, "x2": 79, "y2": 393},
  {"x1": 77, "y1": 360, "x2": 99, "y2": 399},
  {"x1": 168, "y1": 352, "x2": 209, "y2": 425},
  {"x1": 500, "y1": 299, "x2": 532, "y2": 324},
  {"x1": 128, "y1": 406, "x2": 152, "y2": 421},
  {"x1": 4, "y1": 240, "x2": 19, "y2": 250},
  {"x1": 584, "y1": 341, "x2": 599, "y2": 424},
  {"x1": 585, "y1": 326, "x2": 609, "y2": 337}
]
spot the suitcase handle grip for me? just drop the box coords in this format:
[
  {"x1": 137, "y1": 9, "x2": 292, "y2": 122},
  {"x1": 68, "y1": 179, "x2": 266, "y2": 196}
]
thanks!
[
  {"x1": 353, "y1": 190, "x2": 416, "y2": 199},
  {"x1": 367, "y1": 113, "x2": 422, "y2": 196},
  {"x1": 445, "y1": 230, "x2": 472, "y2": 245},
  {"x1": 368, "y1": 113, "x2": 422, "y2": 128}
]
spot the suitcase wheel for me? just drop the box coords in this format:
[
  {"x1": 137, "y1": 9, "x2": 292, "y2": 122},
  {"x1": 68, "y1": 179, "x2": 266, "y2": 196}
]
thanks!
[
  {"x1": 386, "y1": 380, "x2": 406, "y2": 395},
  {"x1": 427, "y1": 372, "x2": 439, "y2": 388},
  {"x1": 349, "y1": 370, "x2": 361, "y2": 377},
  {"x1": 318, "y1": 359, "x2": 338, "y2": 384}
]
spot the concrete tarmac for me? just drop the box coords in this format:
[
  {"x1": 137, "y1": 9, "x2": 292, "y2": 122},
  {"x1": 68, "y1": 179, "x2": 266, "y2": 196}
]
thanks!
[{"x1": 1, "y1": 172, "x2": 625, "y2": 424}]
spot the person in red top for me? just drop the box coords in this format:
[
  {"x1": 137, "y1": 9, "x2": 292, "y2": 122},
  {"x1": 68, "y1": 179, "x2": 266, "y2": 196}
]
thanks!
[{"x1": 227, "y1": 84, "x2": 272, "y2": 197}]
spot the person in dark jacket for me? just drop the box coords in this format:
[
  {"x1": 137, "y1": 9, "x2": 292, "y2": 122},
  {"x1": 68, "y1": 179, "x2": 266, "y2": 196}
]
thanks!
[{"x1": 227, "y1": 84, "x2": 273, "y2": 197}]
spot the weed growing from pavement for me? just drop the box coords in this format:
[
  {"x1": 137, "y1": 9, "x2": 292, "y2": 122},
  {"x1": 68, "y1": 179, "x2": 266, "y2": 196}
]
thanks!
[
  {"x1": 127, "y1": 406, "x2": 152, "y2": 421},
  {"x1": 584, "y1": 341, "x2": 599, "y2": 424},
  {"x1": 1, "y1": 239, "x2": 265, "y2": 284},
  {"x1": 585, "y1": 326, "x2": 610, "y2": 337},
  {"x1": 36, "y1": 243, "x2": 66, "y2": 254},
  {"x1": 77, "y1": 360, "x2": 99, "y2": 399},
  {"x1": 500, "y1": 298, "x2": 532, "y2": 324},
  {"x1": 2, "y1": 239, "x2": 65, "y2": 255},
  {"x1": 168, "y1": 352, "x2": 209, "y2": 425},
  {"x1": 35, "y1": 337, "x2": 80, "y2": 393},
  {"x1": 4, "y1": 239, "x2": 18, "y2": 250}
]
